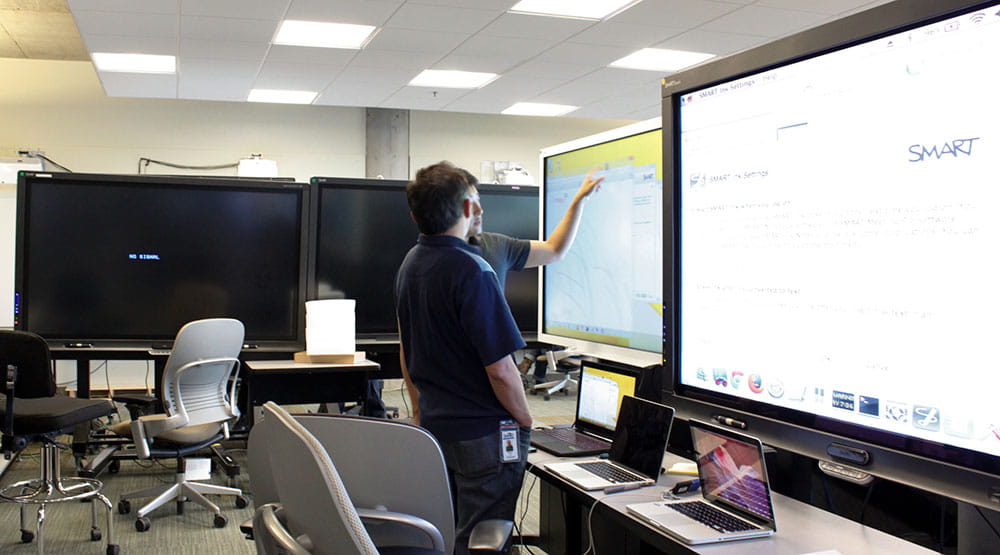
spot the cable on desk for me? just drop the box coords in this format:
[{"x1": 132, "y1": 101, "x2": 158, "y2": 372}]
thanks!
[
  {"x1": 583, "y1": 496, "x2": 605, "y2": 555},
  {"x1": 516, "y1": 469, "x2": 539, "y2": 555}
]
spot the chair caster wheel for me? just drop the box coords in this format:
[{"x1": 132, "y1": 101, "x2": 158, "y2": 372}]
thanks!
[
  {"x1": 135, "y1": 517, "x2": 151, "y2": 532},
  {"x1": 91, "y1": 526, "x2": 102, "y2": 541},
  {"x1": 20, "y1": 529, "x2": 34, "y2": 543},
  {"x1": 236, "y1": 495, "x2": 249, "y2": 508},
  {"x1": 544, "y1": 394, "x2": 551, "y2": 401},
  {"x1": 106, "y1": 544, "x2": 121, "y2": 555},
  {"x1": 118, "y1": 500, "x2": 131, "y2": 514},
  {"x1": 109, "y1": 460, "x2": 120, "y2": 474},
  {"x1": 214, "y1": 513, "x2": 228, "y2": 528}
]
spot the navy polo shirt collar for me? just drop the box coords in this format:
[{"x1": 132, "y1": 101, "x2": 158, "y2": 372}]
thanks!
[{"x1": 418, "y1": 234, "x2": 482, "y2": 256}]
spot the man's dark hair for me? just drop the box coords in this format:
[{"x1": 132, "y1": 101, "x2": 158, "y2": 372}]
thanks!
[{"x1": 407, "y1": 161, "x2": 473, "y2": 235}]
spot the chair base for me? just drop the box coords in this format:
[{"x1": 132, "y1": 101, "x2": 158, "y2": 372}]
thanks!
[
  {"x1": 118, "y1": 470, "x2": 247, "y2": 531},
  {"x1": 0, "y1": 442, "x2": 118, "y2": 554}
]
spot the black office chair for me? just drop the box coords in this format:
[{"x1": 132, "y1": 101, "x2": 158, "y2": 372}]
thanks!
[{"x1": 0, "y1": 330, "x2": 119, "y2": 555}]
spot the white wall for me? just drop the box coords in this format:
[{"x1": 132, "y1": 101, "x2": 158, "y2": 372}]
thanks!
[{"x1": 0, "y1": 57, "x2": 633, "y2": 390}]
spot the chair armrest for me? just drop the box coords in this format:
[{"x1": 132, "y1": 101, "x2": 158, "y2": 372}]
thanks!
[
  {"x1": 468, "y1": 519, "x2": 514, "y2": 553},
  {"x1": 253, "y1": 504, "x2": 310, "y2": 555},
  {"x1": 357, "y1": 507, "x2": 446, "y2": 553},
  {"x1": 131, "y1": 413, "x2": 187, "y2": 459}
]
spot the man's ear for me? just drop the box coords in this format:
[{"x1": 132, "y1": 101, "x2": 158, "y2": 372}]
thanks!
[{"x1": 461, "y1": 198, "x2": 474, "y2": 218}]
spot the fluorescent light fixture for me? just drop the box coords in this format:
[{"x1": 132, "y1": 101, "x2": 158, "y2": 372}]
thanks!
[
  {"x1": 92, "y1": 53, "x2": 176, "y2": 74},
  {"x1": 509, "y1": 0, "x2": 638, "y2": 20},
  {"x1": 247, "y1": 89, "x2": 318, "y2": 104},
  {"x1": 501, "y1": 102, "x2": 578, "y2": 117},
  {"x1": 609, "y1": 48, "x2": 715, "y2": 72},
  {"x1": 273, "y1": 20, "x2": 377, "y2": 49},
  {"x1": 409, "y1": 69, "x2": 498, "y2": 89}
]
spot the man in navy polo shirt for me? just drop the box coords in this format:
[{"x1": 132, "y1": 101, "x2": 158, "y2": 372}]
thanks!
[{"x1": 395, "y1": 161, "x2": 532, "y2": 554}]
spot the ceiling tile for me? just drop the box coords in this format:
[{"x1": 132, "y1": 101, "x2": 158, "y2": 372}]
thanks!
[
  {"x1": 284, "y1": 0, "x2": 402, "y2": 25},
  {"x1": 755, "y1": 0, "x2": 879, "y2": 15},
  {"x1": 407, "y1": 0, "x2": 512, "y2": 8},
  {"x1": 533, "y1": 78, "x2": 628, "y2": 106},
  {"x1": 73, "y1": 10, "x2": 177, "y2": 38},
  {"x1": 179, "y1": 38, "x2": 270, "y2": 61},
  {"x1": 83, "y1": 34, "x2": 176, "y2": 56},
  {"x1": 653, "y1": 28, "x2": 768, "y2": 58},
  {"x1": 504, "y1": 60, "x2": 595, "y2": 80},
  {"x1": 577, "y1": 67, "x2": 666, "y2": 86},
  {"x1": 364, "y1": 27, "x2": 468, "y2": 53},
  {"x1": 536, "y1": 41, "x2": 631, "y2": 66},
  {"x1": 255, "y1": 59, "x2": 341, "y2": 90},
  {"x1": 380, "y1": 85, "x2": 468, "y2": 110},
  {"x1": 180, "y1": 15, "x2": 277, "y2": 42},
  {"x1": 68, "y1": 0, "x2": 177, "y2": 15},
  {"x1": 432, "y1": 54, "x2": 517, "y2": 74},
  {"x1": 333, "y1": 65, "x2": 418, "y2": 86},
  {"x1": 385, "y1": 3, "x2": 502, "y2": 32},
  {"x1": 479, "y1": 13, "x2": 593, "y2": 41},
  {"x1": 178, "y1": 58, "x2": 258, "y2": 101},
  {"x1": 314, "y1": 80, "x2": 399, "y2": 107},
  {"x1": 98, "y1": 70, "x2": 177, "y2": 98},
  {"x1": 579, "y1": 20, "x2": 686, "y2": 48},
  {"x1": 451, "y1": 33, "x2": 554, "y2": 60},
  {"x1": 350, "y1": 48, "x2": 439, "y2": 70},
  {"x1": 610, "y1": 0, "x2": 740, "y2": 28},
  {"x1": 701, "y1": 6, "x2": 827, "y2": 37},
  {"x1": 179, "y1": 0, "x2": 288, "y2": 20},
  {"x1": 265, "y1": 44, "x2": 359, "y2": 65}
]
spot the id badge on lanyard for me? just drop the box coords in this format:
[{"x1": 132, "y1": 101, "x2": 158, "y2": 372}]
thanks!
[{"x1": 499, "y1": 420, "x2": 519, "y2": 463}]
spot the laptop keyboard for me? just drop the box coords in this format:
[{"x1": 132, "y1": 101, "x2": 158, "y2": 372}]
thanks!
[
  {"x1": 577, "y1": 461, "x2": 645, "y2": 483},
  {"x1": 543, "y1": 428, "x2": 610, "y2": 449},
  {"x1": 667, "y1": 501, "x2": 758, "y2": 533}
]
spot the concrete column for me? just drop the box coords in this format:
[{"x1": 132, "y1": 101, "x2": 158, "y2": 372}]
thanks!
[{"x1": 365, "y1": 108, "x2": 409, "y2": 179}]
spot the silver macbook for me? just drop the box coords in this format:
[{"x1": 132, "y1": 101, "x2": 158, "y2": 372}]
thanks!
[
  {"x1": 626, "y1": 419, "x2": 776, "y2": 545},
  {"x1": 545, "y1": 396, "x2": 674, "y2": 491}
]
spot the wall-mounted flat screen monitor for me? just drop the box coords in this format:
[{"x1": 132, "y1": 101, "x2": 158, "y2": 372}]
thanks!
[
  {"x1": 311, "y1": 177, "x2": 538, "y2": 337},
  {"x1": 664, "y1": 0, "x2": 1000, "y2": 509},
  {"x1": 540, "y1": 119, "x2": 663, "y2": 367},
  {"x1": 14, "y1": 172, "x2": 309, "y2": 348}
]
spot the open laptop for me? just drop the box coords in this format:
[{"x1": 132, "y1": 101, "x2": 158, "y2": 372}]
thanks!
[
  {"x1": 531, "y1": 360, "x2": 639, "y2": 457},
  {"x1": 544, "y1": 395, "x2": 674, "y2": 490},
  {"x1": 626, "y1": 419, "x2": 777, "y2": 544}
]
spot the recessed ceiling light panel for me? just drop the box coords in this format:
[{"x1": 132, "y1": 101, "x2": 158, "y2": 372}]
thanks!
[
  {"x1": 247, "y1": 89, "x2": 318, "y2": 104},
  {"x1": 609, "y1": 48, "x2": 715, "y2": 72},
  {"x1": 409, "y1": 70, "x2": 498, "y2": 89},
  {"x1": 501, "y1": 102, "x2": 578, "y2": 117},
  {"x1": 92, "y1": 53, "x2": 176, "y2": 74},
  {"x1": 508, "y1": 0, "x2": 638, "y2": 20},
  {"x1": 273, "y1": 20, "x2": 378, "y2": 49}
]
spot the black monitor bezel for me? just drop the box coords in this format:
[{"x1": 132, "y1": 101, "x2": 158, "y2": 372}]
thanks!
[
  {"x1": 661, "y1": 0, "x2": 1000, "y2": 507},
  {"x1": 14, "y1": 171, "x2": 310, "y2": 350},
  {"x1": 310, "y1": 176, "x2": 540, "y2": 338}
]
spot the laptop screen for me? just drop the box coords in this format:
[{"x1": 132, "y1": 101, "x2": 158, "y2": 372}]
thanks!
[
  {"x1": 608, "y1": 396, "x2": 675, "y2": 478},
  {"x1": 691, "y1": 421, "x2": 775, "y2": 523},
  {"x1": 576, "y1": 361, "x2": 638, "y2": 431}
]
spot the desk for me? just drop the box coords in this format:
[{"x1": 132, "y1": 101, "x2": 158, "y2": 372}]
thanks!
[
  {"x1": 241, "y1": 359, "x2": 380, "y2": 417},
  {"x1": 529, "y1": 450, "x2": 936, "y2": 555}
]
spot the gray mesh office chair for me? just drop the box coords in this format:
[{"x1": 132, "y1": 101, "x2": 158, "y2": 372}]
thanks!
[
  {"x1": 249, "y1": 402, "x2": 512, "y2": 554},
  {"x1": 113, "y1": 318, "x2": 248, "y2": 531},
  {"x1": 0, "y1": 330, "x2": 119, "y2": 555}
]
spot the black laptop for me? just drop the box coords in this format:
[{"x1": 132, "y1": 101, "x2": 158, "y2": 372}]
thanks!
[{"x1": 531, "y1": 360, "x2": 639, "y2": 457}]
